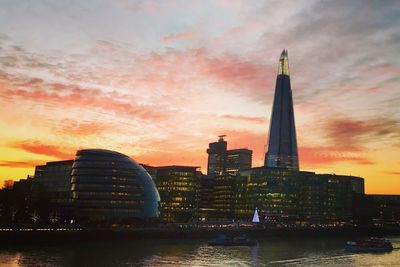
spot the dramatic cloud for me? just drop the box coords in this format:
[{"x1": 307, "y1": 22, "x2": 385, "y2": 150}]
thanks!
[
  {"x1": 0, "y1": 0, "x2": 399, "y2": 193},
  {"x1": 10, "y1": 141, "x2": 75, "y2": 160},
  {"x1": 324, "y1": 117, "x2": 400, "y2": 149}
]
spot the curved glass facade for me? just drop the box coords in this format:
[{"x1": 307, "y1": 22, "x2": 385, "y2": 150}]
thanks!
[{"x1": 71, "y1": 149, "x2": 160, "y2": 222}]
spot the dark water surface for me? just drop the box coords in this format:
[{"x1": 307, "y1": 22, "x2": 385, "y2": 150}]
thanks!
[{"x1": 0, "y1": 235, "x2": 399, "y2": 266}]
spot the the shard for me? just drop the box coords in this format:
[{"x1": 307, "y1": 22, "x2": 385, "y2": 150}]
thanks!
[{"x1": 264, "y1": 49, "x2": 299, "y2": 171}]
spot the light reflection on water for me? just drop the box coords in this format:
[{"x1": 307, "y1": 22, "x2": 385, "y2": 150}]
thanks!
[{"x1": 0, "y1": 236, "x2": 399, "y2": 266}]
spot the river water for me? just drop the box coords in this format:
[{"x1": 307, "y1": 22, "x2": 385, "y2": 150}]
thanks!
[{"x1": 0, "y1": 235, "x2": 399, "y2": 266}]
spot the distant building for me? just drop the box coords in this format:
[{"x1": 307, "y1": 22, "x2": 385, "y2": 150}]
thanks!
[
  {"x1": 265, "y1": 49, "x2": 299, "y2": 171},
  {"x1": 226, "y1": 149, "x2": 252, "y2": 175},
  {"x1": 206, "y1": 136, "x2": 252, "y2": 176},
  {"x1": 201, "y1": 137, "x2": 252, "y2": 222},
  {"x1": 71, "y1": 149, "x2": 160, "y2": 224},
  {"x1": 144, "y1": 165, "x2": 199, "y2": 223},
  {"x1": 206, "y1": 135, "x2": 227, "y2": 176}
]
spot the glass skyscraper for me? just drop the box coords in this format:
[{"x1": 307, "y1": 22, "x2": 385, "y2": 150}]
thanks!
[{"x1": 265, "y1": 49, "x2": 299, "y2": 171}]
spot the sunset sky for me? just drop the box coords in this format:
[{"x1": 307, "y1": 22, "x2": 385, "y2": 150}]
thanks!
[{"x1": 0, "y1": 0, "x2": 399, "y2": 194}]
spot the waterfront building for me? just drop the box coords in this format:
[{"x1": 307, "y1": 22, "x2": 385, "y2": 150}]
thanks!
[
  {"x1": 265, "y1": 49, "x2": 299, "y2": 171},
  {"x1": 353, "y1": 194, "x2": 400, "y2": 225},
  {"x1": 33, "y1": 160, "x2": 74, "y2": 221},
  {"x1": 212, "y1": 174, "x2": 237, "y2": 222},
  {"x1": 34, "y1": 160, "x2": 74, "y2": 200},
  {"x1": 197, "y1": 174, "x2": 217, "y2": 222},
  {"x1": 238, "y1": 168, "x2": 359, "y2": 225},
  {"x1": 0, "y1": 176, "x2": 36, "y2": 224},
  {"x1": 143, "y1": 165, "x2": 199, "y2": 223},
  {"x1": 71, "y1": 149, "x2": 160, "y2": 224}
]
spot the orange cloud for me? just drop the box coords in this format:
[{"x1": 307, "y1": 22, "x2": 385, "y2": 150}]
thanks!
[
  {"x1": 299, "y1": 146, "x2": 374, "y2": 167},
  {"x1": 0, "y1": 160, "x2": 46, "y2": 168},
  {"x1": 11, "y1": 141, "x2": 75, "y2": 160},
  {"x1": 220, "y1": 114, "x2": 267, "y2": 124}
]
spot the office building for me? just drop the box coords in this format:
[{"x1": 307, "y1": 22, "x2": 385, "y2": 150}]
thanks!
[
  {"x1": 71, "y1": 149, "x2": 160, "y2": 223},
  {"x1": 265, "y1": 49, "x2": 299, "y2": 171},
  {"x1": 144, "y1": 165, "x2": 199, "y2": 223}
]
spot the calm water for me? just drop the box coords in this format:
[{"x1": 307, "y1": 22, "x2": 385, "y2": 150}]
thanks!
[{"x1": 0, "y1": 236, "x2": 399, "y2": 266}]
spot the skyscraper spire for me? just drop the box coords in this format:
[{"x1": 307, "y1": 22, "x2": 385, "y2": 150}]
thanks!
[
  {"x1": 278, "y1": 49, "x2": 290, "y2": 76},
  {"x1": 265, "y1": 49, "x2": 299, "y2": 171}
]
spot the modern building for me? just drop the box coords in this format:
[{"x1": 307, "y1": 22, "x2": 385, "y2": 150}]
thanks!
[
  {"x1": 71, "y1": 149, "x2": 160, "y2": 224},
  {"x1": 207, "y1": 136, "x2": 252, "y2": 176},
  {"x1": 34, "y1": 160, "x2": 74, "y2": 200},
  {"x1": 226, "y1": 149, "x2": 252, "y2": 175},
  {"x1": 201, "y1": 137, "x2": 252, "y2": 222},
  {"x1": 144, "y1": 165, "x2": 199, "y2": 223},
  {"x1": 265, "y1": 49, "x2": 299, "y2": 171},
  {"x1": 206, "y1": 135, "x2": 228, "y2": 176},
  {"x1": 237, "y1": 168, "x2": 359, "y2": 225},
  {"x1": 198, "y1": 174, "x2": 217, "y2": 222},
  {"x1": 33, "y1": 160, "x2": 74, "y2": 221}
]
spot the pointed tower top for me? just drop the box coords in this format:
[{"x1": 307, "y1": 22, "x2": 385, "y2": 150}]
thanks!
[{"x1": 278, "y1": 49, "x2": 289, "y2": 76}]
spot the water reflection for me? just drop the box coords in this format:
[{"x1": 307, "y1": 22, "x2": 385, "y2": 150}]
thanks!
[{"x1": 0, "y1": 236, "x2": 399, "y2": 266}]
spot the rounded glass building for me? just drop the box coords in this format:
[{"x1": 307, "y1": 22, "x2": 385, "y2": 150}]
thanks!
[{"x1": 71, "y1": 149, "x2": 160, "y2": 223}]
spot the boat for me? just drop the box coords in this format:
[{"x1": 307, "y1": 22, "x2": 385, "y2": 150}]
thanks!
[
  {"x1": 208, "y1": 234, "x2": 258, "y2": 246},
  {"x1": 345, "y1": 237, "x2": 393, "y2": 253}
]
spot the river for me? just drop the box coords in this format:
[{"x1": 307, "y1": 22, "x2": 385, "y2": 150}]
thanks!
[{"x1": 0, "y1": 235, "x2": 399, "y2": 266}]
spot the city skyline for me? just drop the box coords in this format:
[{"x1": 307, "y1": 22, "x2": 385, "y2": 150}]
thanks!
[{"x1": 0, "y1": 1, "x2": 399, "y2": 194}]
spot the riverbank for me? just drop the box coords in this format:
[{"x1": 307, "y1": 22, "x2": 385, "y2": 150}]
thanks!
[{"x1": 1, "y1": 225, "x2": 399, "y2": 244}]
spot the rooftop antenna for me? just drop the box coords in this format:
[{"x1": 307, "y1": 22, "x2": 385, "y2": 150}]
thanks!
[{"x1": 218, "y1": 135, "x2": 227, "y2": 141}]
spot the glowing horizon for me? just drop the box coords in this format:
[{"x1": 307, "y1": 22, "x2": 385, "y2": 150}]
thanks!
[{"x1": 0, "y1": 1, "x2": 399, "y2": 194}]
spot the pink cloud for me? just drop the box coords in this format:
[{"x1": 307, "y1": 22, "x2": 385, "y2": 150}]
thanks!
[
  {"x1": 5, "y1": 82, "x2": 168, "y2": 122},
  {"x1": 54, "y1": 119, "x2": 112, "y2": 137},
  {"x1": 368, "y1": 65, "x2": 400, "y2": 74},
  {"x1": 299, "y1": 146, "x2": 374, "y2": 167},
  {"x1": 220, "y1": 114, "x2": 267, "y2": 124},
  {"x1": 163, "y1": 31, "x2": 197, "y2": 42},
  {"x1": 325, "y1": 117, "x2": 400, "y2": 148}
]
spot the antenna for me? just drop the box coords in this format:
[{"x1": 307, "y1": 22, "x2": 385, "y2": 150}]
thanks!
[{"x1": 218, "y1": 135, "x2": 227, "y2": 141}]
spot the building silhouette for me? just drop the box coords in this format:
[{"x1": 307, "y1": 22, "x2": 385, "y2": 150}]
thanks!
[
  {"x1": 207, "y1": 136, "x2": 252, "y2": 176},
  {"x1": 206, "y1": 135, "x2": 228, "y2": 176},
  {"x1": 265, "y1": 49, "x2": 299, "y2": 171}
]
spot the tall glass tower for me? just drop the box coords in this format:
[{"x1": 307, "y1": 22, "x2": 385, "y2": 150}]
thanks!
[{"x1": 264, "y1": 49, "x2": 299, "y2": 171}]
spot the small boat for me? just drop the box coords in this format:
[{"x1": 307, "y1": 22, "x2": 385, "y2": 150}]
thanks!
[
  {"x1": 208, "y1": 234, "x2": 258, "y2": 247},
  {"x1": 345, "y1": 237, "x2": 393, "y2": 253}
]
